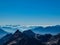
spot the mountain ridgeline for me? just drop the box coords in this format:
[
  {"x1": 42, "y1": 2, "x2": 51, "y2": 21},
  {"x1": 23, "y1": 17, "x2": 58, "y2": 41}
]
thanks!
[
  {"x1": 0, "y1": 29, "x2": 60, "y2": 45},
  {"x1": 0, "y1": 28, "x2": 8, "y2": 39},
  {"x1": 31, "y1": 25, "x2": 60, "y2": 34},
  {"x1": 1, "y1": 25, "x2": 60, "y2": 34},
  {"x1": 0, "y1": 25, "x2": 60, "y2": 45}
]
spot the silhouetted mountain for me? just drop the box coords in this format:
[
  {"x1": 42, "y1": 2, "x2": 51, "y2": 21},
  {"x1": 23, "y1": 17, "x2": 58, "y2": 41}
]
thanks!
[
  {"x1": 4, "y1": 30, "x2": 24, "y2": 45},
  {"x1": 46, "y1": 34, "x2": 60, "y2": 45},
  {"x1": 0, "y1": 33, "x2": 12, "y2": 45},
  {"x1": 0, "y1": 28, "x2": 8, "y2": 39},
  {"x1": 3, "y1": 30, "x2": 45, "y2": 45},
  {"x1": 13, "y1": 30, "x2": 23, "y2": 39},
  {"x1": 23, "y1": 30, "x2": 35, "y2": 38},
  {"x1": 0, "y1": 29, "x2": 60, "y2": 45}
]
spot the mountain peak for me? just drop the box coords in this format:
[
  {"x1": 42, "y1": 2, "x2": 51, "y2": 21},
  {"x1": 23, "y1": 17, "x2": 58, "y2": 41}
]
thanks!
[
  {"x1": 23, "y1": 30, "x2": 35, "y2": 38},
  {"x1": 14, "y1": 29, "x2": 21, "y2": 34},
  {"x1": 13, "y1": 30, "x2": 23, "y2": 38}
]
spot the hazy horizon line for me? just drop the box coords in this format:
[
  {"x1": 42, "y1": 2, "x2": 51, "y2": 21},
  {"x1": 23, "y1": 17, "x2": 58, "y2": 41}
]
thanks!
[{"x1": 0, "y1": 24, "x2": 60, "y2": 27}]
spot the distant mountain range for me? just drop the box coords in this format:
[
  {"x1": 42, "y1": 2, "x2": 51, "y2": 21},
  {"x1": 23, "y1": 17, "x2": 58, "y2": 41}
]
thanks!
[
  {"x1": 31, "y1": 25, "x2": 60, "y2": 35},
  {"x1": 1, "y1": 25, "x2": 31, "y2": 33},
  {"x1": 0, "y1": 30, "x2": 60, "y2": 45},
  {"x1": 0, "y1": 25, "x2": 60, "y2": 34}
]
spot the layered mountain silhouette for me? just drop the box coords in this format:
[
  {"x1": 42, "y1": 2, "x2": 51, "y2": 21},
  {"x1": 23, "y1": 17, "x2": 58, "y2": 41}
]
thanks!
[
  {"x1": 31, "y1": 25, "x2": 60, "y2": 34},
  {"x1": 0, "y1": 30, "x2": 44, "y2": 45},
  {"x1": 0, "y1": 33, "x2": 12, "y2": 45},
  {"x1": 0, "y1": 29, "x2": 60, "y2": 45},
  {"x1": 0, "y1": 25, "x2": 60, "y2": 35},
  {"x1": 0, "y1": 28, "x2": 8, "y2": 39}
]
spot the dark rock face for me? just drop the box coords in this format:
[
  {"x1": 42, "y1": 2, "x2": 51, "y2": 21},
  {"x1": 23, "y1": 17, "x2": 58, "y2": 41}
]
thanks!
[
  {"x1": 0, "y1": 29, "x2": 60, "y2": 45},
  {"x1": 0, "y1": 33, "x2": 12, "y2": 45},
  {"x1": 3, "y1": 30, "x2": 45, "y2": 45},
  {"x1": 4, "y1": 30, "x2": 23, "y2": 45},
  {"x1": 23, "y1": 30, "x2": 35, "y2": 38},
  {"x1": 57, "y1": 39, "x2": 60, "y2": 45}
]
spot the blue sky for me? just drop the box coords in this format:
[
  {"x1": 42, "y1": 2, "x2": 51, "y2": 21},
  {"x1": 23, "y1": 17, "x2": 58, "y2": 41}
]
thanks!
[{"x1": 0, "y1": 0, "x2": 60, "y2": 26}]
